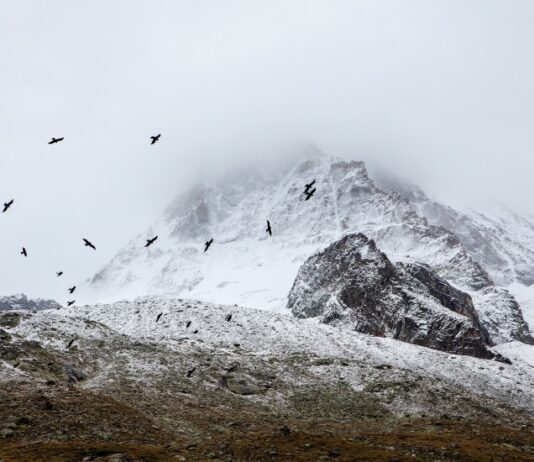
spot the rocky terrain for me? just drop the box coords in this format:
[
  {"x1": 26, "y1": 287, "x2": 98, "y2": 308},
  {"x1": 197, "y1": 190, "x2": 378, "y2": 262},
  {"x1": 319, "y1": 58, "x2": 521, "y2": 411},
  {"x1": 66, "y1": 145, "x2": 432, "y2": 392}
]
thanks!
[
  {"x1": 288, "y1": 233, "x2": 498, "y2": 359},
  {"x1": 0, "y1": 298, "x2": 533, "y2": 461},
  {"x1": 0, "y1": 294, "x2": 61, "y2": 312}
]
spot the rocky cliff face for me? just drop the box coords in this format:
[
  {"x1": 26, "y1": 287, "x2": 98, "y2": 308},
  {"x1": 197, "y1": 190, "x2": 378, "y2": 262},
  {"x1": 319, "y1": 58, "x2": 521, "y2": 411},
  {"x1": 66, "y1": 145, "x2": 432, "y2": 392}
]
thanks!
[
  {"x1": 0, "y1": 294, "x2": 60, "y2": 312},
  {"x1": 288, "y1": 233, "x2": 501, "y2": 360}
]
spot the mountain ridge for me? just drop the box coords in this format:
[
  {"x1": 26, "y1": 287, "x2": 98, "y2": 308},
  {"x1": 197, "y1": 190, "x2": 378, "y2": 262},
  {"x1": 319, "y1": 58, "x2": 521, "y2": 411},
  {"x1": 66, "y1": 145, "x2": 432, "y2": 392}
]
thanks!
[{"x1": 89, "y1": 152, "x2": 533, "y2": 344}]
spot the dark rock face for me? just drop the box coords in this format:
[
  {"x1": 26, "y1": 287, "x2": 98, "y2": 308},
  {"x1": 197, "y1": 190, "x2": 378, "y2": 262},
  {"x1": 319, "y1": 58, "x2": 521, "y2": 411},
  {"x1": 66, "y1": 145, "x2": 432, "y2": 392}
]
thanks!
[
  {"x1": 399, "y1": 262, "x2": 492, "y2": 344},
  {"x1": 288, "y1": 233, "x2": 500, "y2": 360}
]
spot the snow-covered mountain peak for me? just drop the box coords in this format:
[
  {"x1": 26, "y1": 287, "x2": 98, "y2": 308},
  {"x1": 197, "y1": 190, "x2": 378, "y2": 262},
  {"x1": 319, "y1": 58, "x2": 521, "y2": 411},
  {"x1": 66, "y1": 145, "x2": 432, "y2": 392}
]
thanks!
[{"x1": 89, "y1": 151, "x2": 533, "y2": 344}]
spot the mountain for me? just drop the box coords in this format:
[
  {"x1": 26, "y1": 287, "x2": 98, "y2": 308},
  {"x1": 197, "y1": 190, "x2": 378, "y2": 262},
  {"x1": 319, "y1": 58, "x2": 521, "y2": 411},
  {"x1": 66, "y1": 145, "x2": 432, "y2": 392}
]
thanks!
[
  {"x1": 0, "y1": 294, "x2": 61, "y2": 312},
  {"x1": 90, "y1": 150, "x2": 532, "y2": 345}
]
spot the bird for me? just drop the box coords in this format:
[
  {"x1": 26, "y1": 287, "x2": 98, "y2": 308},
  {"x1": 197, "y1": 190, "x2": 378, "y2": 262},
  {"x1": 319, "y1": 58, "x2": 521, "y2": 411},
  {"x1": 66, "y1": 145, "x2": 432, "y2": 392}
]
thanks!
[
  {"x1": 150, "y1": 134, "x2": 161, "y2": 145},
  {"x1": 145, "y1": 236, "x2": 158, "y2": 247},
  {"x1": 266, "y1": 220, "x2": 272, "y2": 237},
  {"x1": 185, "y1": 321, "x2": 191, "y2": 328},
  {"x1": 304, "y1": 188, "x2": 316, "y2": 201},
  {"x1": 186, "y1": 367, "x2": 196, "y2": 378},
  {"x1": 83, "y1": 238, "x2": 96, "y2": 250},
  {"x1": 304, "y1": 180, "x2": 316, "y2": 194},
  {"x1": 204, "y1": 238, "x2": 213, "y2": 252},
  {"x1": 48, "y1": 137, "x2": 64, "y2": 145},
  {"x1": 67, "y1": 339, "x2": 75, "y2": 349},
  {"x1": 20, "y1": 247, "x2": 27, "y2": 257},
  {"x1": 225, "y1": 363, "x2": 238, "y2": 373},
  {"x1": 66, "y1": 300, "x2": 75, "y2": 307},
  {"x1": 156, "y1": 312, "x2": 163, "y2": 323},
  {"x1": 56, "y1": 271, "x2": 63, "y2": 277},
  {"x1": 225, "y1": 314, "x2": 232, "y2": 322},
  {"x1": 2, "y1": 199, "x2": 13, "y2": 213},
  {"x1": 68, "y1": 286, "x2": 76, "y2": 294}
]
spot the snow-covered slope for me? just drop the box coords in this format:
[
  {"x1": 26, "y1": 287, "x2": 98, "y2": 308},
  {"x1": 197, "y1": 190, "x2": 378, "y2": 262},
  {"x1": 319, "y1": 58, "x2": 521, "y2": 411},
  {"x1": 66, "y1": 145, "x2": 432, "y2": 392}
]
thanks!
[
  {"x1": 22, "y1": 296, "x2": 531, "y2": 413},
  {"x1": 89, "y1": 150, "x2": 533, "y2": 343}
]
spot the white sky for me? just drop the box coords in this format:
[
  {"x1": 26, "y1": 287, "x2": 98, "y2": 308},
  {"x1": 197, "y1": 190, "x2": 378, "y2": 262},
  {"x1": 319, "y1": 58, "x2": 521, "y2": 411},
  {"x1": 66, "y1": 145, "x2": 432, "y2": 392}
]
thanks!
[{"x1": 1, "y1": 1, "x2": 534, "y2": 301}]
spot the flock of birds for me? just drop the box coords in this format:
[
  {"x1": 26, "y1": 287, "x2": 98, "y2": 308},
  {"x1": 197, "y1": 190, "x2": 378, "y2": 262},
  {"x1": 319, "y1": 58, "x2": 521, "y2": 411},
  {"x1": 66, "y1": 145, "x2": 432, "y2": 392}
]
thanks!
[{"x1": 2, "y1": 135, "x2": 318, "y2": 314}]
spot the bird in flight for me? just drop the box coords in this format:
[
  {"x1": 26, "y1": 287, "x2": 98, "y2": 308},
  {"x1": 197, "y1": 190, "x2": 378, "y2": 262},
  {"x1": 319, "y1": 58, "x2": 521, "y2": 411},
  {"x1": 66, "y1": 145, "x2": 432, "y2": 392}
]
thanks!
[
  {"x1": 304, "y1": 179, "x2": 316, "y2": 194},
  {"x1": 48, "y1": 137, "x2": 64, "y2": 145},
  {"x1": 304, "y1": 188, "x2": 316, "y2": 201},
  {"x1": 266, "y1": 220, "x2": 272, "y2": 237},
  {"x1": 145, "y1": 236, "x2": 158, "y2": 247},
  {"x1": 186, "y1": 367, "x2": 196, "y2": 378},
  {"x1": 204, "y1": 238, "x2": 213, "y2": 252},
  {"x1": 185, "y1": 320, "x2": 192, "y2": 328},
  {"x1": 2, "y1": 199, "x2": 13, "y2": 213},
  {"x1": 67, "y1": 300, "x2": 75, "y2": 307},
  {"x1": 156, "y1": 312, "x2": 163, "y2": 323},
  {"x1": 68, "y1": 286, "x2": 76, "y2": 294},
  {"x1": 225, "y1": 313, "x2": 232, "y2": 322},
  {"x1": 150, "y1": 134, "x2": 161, "y2": 145},
  {"x1": 20, "y1": 247, "x2": 27, "y2": 257},
  {"x1": 56, "y1": 271, "x2": 63, "y2": 277},
  {"x1": 83, "y1": 238, "x2": 96, "y2": 250}
]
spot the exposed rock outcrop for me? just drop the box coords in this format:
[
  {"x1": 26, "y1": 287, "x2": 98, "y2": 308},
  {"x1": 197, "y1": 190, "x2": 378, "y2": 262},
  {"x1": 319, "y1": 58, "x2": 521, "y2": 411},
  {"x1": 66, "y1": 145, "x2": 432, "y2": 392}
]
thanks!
[{"x1": 288, "y1": 233, "x2": 503, "y2": 360}]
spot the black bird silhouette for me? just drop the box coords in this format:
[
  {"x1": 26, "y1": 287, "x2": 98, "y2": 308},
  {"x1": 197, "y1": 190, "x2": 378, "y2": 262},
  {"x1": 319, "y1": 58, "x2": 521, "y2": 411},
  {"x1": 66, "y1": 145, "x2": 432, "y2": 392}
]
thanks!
[
  {"x1": 68, "y1": 286, "x2": 76, "y2": 294},
  {"x1": 20, "y1": 247, "x2": 27, "y2": 257},
  {"x1": 67, "y1": 339, "x2": 75, "y2": 349},
  {"x1": 156, "y1": 312, "x2": 163, "y2": 323},
  {"x1": 266, "y1": 220, "x2": 272, "y2": 237},
  {"x1": 56, "y1": 271, "x2": 63, "y2": 277},
  {"x1": 186, "y1": 320, "x2": 191, "y2": 328},
  {"x1": 204, "y1": 238, "x2": 213, "y2": 252},
  {"x1": 145, "y1": 236, "x2": 158, "y2": 247},
  {"x1": 2, "y1": 199, "x2": 13, "y2": 213},
  {"x1": 67, "y1": 300, "x2": 75, "y2": 307},
  {"x1": 150, "y1": 134, "x2": 161, "y2": 145},
  {"x1": 83, "y1": 238, "x2": 96, "y2": 250},
  {"x1": 48, "y1": 137, "x2": 64, "y2": 144},
  {"x1": 225, "y1": 313, "x2": 232, "y2": 322},
  {"x1": 304, "y1": 188, "x2": 316, "y2": 201},
  {"x1": 304, "y1": 179, "x2": 316, "y2": 194},
  {"x1": 186, "y1": 367, "x2": 196, "y2": 378},
  {"x1": 225, "y1": 363, "x2": 238, "y2": 373}
]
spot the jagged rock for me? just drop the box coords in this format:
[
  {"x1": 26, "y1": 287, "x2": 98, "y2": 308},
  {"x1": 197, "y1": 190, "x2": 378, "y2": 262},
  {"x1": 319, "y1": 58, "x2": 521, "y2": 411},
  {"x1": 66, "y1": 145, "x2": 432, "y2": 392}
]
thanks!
[
  {"x1": 288, "y1": 233, "x2": 499, "y2": 360},
  {"x1": 472, "y1": 288, "x2": 533, "y2": 345},
  {"x1": 399, "y1": 262, "x2": 491, "y2": 343},
  {"x1": 0, "y1": 294, "x2": 60, "y2": 312}
]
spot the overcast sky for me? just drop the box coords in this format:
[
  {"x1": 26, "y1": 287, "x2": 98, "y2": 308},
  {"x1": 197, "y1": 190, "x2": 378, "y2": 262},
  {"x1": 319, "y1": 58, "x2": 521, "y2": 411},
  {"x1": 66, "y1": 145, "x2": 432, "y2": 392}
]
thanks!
[{"x1": 1, "y1": 1, "x2": 534, "y2": 301}]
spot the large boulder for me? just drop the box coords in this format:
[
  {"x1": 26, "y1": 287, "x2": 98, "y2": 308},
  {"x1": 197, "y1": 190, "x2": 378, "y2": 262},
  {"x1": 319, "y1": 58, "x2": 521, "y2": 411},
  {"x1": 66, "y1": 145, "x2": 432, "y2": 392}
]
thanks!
[{"x1": 288, "y1": 233, "x2": 502, "y2": 360}]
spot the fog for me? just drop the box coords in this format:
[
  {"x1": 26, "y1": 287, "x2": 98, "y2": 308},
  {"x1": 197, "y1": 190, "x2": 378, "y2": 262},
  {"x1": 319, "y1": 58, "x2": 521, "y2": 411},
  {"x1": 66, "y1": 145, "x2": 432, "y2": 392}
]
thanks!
[{"x1": 1, "y1": 0, "x2": 534, "y2": 301}]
